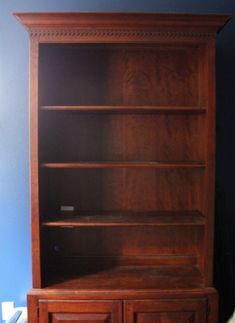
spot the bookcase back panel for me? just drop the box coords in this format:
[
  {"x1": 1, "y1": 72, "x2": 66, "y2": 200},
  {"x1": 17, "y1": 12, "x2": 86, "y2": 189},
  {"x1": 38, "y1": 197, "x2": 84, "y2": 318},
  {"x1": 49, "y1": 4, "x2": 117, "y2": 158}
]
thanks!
[
  {"x1": 39, "y1": 44, "x2": 200, "y2": 106},
  {"x1": 44, "y1": 226, "x2": 202, "y2": 256},
  {"x1": 39, "y1": 169, "x2": 204, "y2": 212},
  {"x1": 41, "y1": 226, "x2": 204, "y2": 275},
  {"x1": 39, "y1": 112, "x2": 205, "y2": 162}
]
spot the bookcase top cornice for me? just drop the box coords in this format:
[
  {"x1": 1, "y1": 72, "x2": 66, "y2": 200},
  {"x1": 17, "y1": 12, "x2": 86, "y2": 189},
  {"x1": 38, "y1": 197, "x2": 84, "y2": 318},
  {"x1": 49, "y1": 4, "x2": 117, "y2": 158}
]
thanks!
[{"x1": 14, "y1": 12, "x2": 230, "y2": 35}]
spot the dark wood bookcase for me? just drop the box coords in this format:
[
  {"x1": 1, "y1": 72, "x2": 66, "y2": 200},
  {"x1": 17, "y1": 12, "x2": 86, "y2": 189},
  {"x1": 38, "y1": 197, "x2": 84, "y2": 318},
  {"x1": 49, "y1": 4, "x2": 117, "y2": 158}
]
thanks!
[{"x1": 15, "y1": 12, "x2": 230, "y2": 323}]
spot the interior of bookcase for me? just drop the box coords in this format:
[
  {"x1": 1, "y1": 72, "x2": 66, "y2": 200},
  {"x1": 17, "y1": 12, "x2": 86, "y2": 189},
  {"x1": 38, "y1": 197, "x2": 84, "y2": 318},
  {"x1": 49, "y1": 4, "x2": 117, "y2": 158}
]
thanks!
[
  {"x1": 39, "y1": 112, "x2": 205, "y2": 162},
  {"x1": 38, "y1": 43, "x2": 202, "y2": 106},
  {"x1": 38, "y1": 43, "x2": 207, "y2": 289}
]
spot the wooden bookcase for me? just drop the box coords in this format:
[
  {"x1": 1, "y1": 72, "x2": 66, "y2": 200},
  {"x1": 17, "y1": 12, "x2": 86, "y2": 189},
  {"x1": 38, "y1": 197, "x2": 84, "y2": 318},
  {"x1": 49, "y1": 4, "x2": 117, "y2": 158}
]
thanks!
[{"x1": 15, "y1": 12, "x2": 230, "y2": 323}]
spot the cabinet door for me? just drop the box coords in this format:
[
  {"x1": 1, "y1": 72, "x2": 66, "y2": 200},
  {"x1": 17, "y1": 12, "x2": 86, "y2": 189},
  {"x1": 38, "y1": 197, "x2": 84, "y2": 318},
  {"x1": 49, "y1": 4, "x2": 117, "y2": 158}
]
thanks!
[
  {"x1": 124, "y1": 299, "x2": 207, "y2": 323},
  {"x1": 39, "y1": 300, "x2": 122, "y2": 323}
]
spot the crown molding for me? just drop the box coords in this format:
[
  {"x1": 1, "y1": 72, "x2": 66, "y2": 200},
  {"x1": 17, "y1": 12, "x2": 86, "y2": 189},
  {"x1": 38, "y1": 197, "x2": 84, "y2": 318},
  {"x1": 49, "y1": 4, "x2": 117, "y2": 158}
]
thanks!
[{"x1": 28, "y1": 27, "x2": 216, "y2": 41}]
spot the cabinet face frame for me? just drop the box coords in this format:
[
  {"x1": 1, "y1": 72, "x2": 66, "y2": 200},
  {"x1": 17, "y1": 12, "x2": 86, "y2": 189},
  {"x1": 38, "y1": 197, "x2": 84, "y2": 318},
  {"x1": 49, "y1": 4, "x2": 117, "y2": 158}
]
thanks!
[{"x1": 29, "y1": 39, "x2": 215, "y2": 289}]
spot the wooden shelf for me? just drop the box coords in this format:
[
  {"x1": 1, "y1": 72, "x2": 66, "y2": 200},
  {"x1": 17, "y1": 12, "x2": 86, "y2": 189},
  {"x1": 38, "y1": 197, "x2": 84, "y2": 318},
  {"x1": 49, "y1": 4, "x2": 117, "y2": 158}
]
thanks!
[
  {"x1": 40, "y1": 161, "x2": 206, "y2": 169},
  {"x1": 41, "y1": 210, "x2": 205, "y2": 227},
  {"x1": 44, "y1": 265, "x2": 204, "y2": 290},
  {"x1": 40, "y1": 105, "x2": 206, "y2": 114}
]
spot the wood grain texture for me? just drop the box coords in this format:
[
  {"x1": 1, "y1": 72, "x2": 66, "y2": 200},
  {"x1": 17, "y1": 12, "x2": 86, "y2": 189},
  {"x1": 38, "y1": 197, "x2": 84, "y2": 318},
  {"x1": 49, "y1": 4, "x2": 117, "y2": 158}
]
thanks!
[
  {"x1": 51, "y1": 313, "x2": 111, "y2": 323},
  {"x1": 207, "y1": 290, "x2": 218, "y2": 323},
  {"x1": 41, "y1": 161, "x2": 206, "y2": 169},
  {"x1": 39, "y1": 168, "x2": 204, "y2": 212},
  {"x1": 43, "y1": 226, "x2": 203, "y2": 256},
  {"x1": 41, "y1": 210, "x2": 205, "y2": 227},
  {"x1": 43, "y1": 265, "x2": 204, "y2": 290},
  {"x1": 14, "y1": 12, "x2": 230, "y2": 34},
  {"x1": 133, "y1": 312, "x2": 195, "y2": 323},
  {"x1": 15, "y1": 12, "x2": 230, "y2": 323},
  {"x1": 41, "y1": 225, "x2": 204, "y2": 283},
  {"x1": 124, "y1": 298, "x2": 206, "y2": 323},
  {"x1": 41, "y1": 105, "x2": 206, "y2": 113},
  {"x1": 38, "y1": 44, "x2": 199, "y2": 107},
  {"x1": 203, "y1": 39, "x2": 216, "y2": 286},
  {"x1": 39, "y1": 113, "x2": 205, "y2": 163},
  {"x1": 27, "y1": 294, "x2": 38, "y2": 323},
  {"x1": 30, "y1": 39, "x2": 41, "y2": 289},
  {"x1": 27, "y1": 288, "x2": 218, "y2": 322},
  {"x1": 39, "y1": 300, "x2": 121, "y2": 323},
  {"x1": 28, "y1": 286, "x2": 218, "y2": 300},
  {"x1": 42, "y1": 254, "x2": 197, "y2": 267}
]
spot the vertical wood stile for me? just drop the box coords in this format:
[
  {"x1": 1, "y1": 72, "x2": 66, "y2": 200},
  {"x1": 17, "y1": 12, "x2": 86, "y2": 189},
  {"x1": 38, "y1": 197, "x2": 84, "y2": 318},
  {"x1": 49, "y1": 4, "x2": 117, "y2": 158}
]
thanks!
[
  {"x1": 30, "y1": 38, "x2": 41, "y2": 288},
  {"x1": 204, "y1": 38, "x2": 216, "y2": 286}
]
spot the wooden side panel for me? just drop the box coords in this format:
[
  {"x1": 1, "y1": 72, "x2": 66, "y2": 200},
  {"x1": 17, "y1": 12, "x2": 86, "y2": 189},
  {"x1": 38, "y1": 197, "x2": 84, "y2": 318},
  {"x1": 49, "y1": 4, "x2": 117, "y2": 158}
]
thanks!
[
  {"x1": 39, "y1": 300, "x2": 121, "y2": 323},
  {"x1": 30, "y1": 38, "x2": 41, "y2": 287},
  {"x1": 124, "y1": 299, "x2": 207, "y2": 323},
  {"x1": 203, "y1": 39, "x2": 216, "y2": 285}
]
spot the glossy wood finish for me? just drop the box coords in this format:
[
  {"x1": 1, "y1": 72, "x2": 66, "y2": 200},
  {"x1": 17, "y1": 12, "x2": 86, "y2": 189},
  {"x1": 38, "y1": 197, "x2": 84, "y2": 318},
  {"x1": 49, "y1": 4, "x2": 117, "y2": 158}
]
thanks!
[
  {"x1": 42, "y1": 225, "x2": 203, "y2": 257},
  {"x1": 15, "y1": 12, "x2": 230, "y2": 323},
  {"x1": 40, "y1": 168, "x2": 204, "y2": 212},
  {"x1": 41, "y1": 105, "x2": 206, "y2": 113},
  {"x1": 39, "y1": 113, "x2": 205, "y2": 163},
  {"x1": 43, "y1": 254, "x2": 198, "y2": 267},
  {"x1": 41, "y1": 161, "x2": 206, "y2": 169},
  {"x1": 43, "y1": 265, "x2": 204, "y2": 290},
  {"x1": 27, "y1": 288, "x2": 218, "y2": 323},
  {"x1": 29, "y1": 37, "x2": 41, "y2": 289},
  {"x1": 41, "y1": 227, "x2": 204, "y2": 281},
  {"x1": 38, "y1": 44, "x2": 199, "y2": 107},
  {"x1": 124, "y1": 299, "x2": 207, "y2": 323},
  {"x1": 39, "y1": 300, "x2": 121, "y2": 323},
  {"x1": 28, "y1": 286, "x2": 216, "y2": 299},
  {"x1": 50, "y1": 313, "x2": 111, "y2": 323},
  {"x1": 131, "y1": 312, "x2": 196, "y2": 323},
  {"x1": 41, "y1": 210, "x2": 205, "y2": 227},
  {"x1": 203, "y1": 39, "x2": 217, "y2": 285},
  {"x1": 14, "y1": 12, "x2": 229, "y2": 29}
]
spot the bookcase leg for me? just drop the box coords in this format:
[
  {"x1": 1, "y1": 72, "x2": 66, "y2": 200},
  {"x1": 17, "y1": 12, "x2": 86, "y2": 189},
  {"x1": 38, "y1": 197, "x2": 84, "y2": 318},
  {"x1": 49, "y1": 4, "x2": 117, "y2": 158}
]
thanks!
[{"x1": 207, "y1": 290, "x2": 218, "y2": 323}]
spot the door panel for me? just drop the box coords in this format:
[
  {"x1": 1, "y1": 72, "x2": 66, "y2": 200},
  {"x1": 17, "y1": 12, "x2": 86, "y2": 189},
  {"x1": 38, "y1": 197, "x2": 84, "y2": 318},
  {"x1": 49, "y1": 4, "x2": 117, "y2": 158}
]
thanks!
[
  {"x1": 51, "y1": 313, "x2": 111, "y2": 323},
  {"x1": 39, "y1": 300, "x2": 121, "y2": 323},
  {"x1": 124, "y1": 299, "x2": 207, "y2": 323},
  {"x1": 136, "y1": 312, "x2": 194, "y2": 323}
]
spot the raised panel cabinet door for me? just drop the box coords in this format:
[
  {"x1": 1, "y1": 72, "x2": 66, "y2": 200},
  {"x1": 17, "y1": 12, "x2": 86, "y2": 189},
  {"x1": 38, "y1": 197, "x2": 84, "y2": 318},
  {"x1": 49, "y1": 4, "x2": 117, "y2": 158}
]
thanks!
[
  {"x1": 39, "y1": 300, "x2": 122, "y2": 323},
  {"x1": 124, "y1": 299, "x2": 207, "y2": 323}
]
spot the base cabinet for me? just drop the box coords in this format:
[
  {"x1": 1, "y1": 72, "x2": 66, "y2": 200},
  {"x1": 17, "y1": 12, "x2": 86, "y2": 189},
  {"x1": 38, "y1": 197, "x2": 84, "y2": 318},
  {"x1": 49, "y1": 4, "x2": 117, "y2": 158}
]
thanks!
[
  {"x1": 34, "y1": 298, "x2": 210, "y2": 323},
  {"x1": 124, "y1": 299, "x2": 207, "y2": 323},
  {"x1": 38, "y1": 300, "x2": 122, "y2": 323}
]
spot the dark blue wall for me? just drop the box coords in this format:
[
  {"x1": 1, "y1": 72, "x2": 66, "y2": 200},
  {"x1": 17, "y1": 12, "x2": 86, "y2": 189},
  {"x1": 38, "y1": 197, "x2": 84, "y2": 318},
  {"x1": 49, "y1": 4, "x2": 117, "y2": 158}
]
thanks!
[{"x1": 0, "y1": 1, "x2": 234, "y2": 322}]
